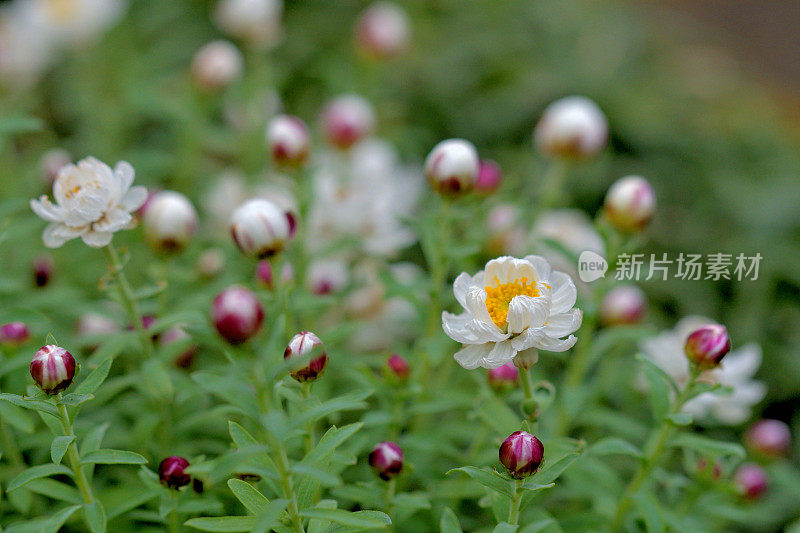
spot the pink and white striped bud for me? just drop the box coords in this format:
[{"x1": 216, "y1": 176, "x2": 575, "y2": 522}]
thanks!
[
  {"x1": 534, "y1": 96, "x2": 608, "y2": 159},
  {"x1": 266, "y1": 114, "x2": 310, "y2": 167},
  {"x1": 143, "y1": 191, "x2": 198, "y2": 252},
  {"x1": 214, "y1": 0, "x2": 284, "y2": 50},
  {"x1": 159, "y1": 456, "x2": 191, "y2": 489},
  {"x1": 40, "y1": 149, "x2": 71, "y2": 186},
  {"x1": 744, "y1": 419, "x2": 791, "y2": 458},
  {"x1": 488, "y1": 362, "x2": 519, "y2": 391},
  {"x1": 322, "y1": 95, "x2": 375, "y2": 149},
  {"x1": 734, "y1": 463, "x2": 768, "y2": 499},
  {"x1": 386, "y1": 353, "x2": 410, "y2": 379},
  {"x1": 603, "y1": 176, "x2": 656, "y2": 233},
  {"x1": 369, "y1": 441, "x2": 403, "y2": 480},
  {"x1": 284, "y1": 331, "x2": 327, "y2": 382},
  {"x1": 33, "y1": 255, "x2": 54, "y2": 287},
  {"x1": 499, "y1": 430, "x2": 544, "y2": 479},
  {"x1": 191, "y1": 40, "x2": 244, "y2": 91},
  {"x1": 30, "y1": 345, "x2": 76, "y2": 395},
  {"x1": 475, "y1": 159, "x2": 502, "y2": 193},
  {"x1": 424, "y1": 139, "x2": 480, "y2": 195},
  {"x1": 212, "y1": 286, "x2": 264, "y2": 345},
  {"x1": 684, "y1": 324, "x2": 730, "y2": 369},
  {"x1": 230, "y1": 198, "x2": 291, "y2": 258},
  {"x1": 599, "y1": 285, "x2": 647, "y2": 327},
  {"x1": 307, "y1": 259, "x2": 349, "y2": 295},
  {"x1": 197, "y1": 248, "x2": 226, "y2": 279},
  {"x1": 160, "y1": 326, "x2": 198, "y2": 369},
  {"x1": 1, "y1": 322, "x2": 30, "y2": 347},
  {"x1": 355, "y1": 2, "x2": 410, "y2": 60}
]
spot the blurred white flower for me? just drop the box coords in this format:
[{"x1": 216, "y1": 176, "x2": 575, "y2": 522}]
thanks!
[
  {"x1": 307, "y1": 258, "x2": 349, "y2": 295},
  {"x1": 191, "y1": 40, "x2": 243, "y2": 91},
  {"x1": 214, "y1": 0, "x2": 283, "y2": 50},
  {"x1": 0, "y1": 11, "x2": 52, "y2": 86},
  {"x1": 534, "y1": 95, "x2": 608, "y2": 159},
  {"x1": 640, "y1": 316, "x2": 766, "y2": 425},
  {"x1": 321, "y1": 94, "x2": 376, "y2": 149},
  {"x1": 30, "y1": 157, "x2": 146, "y2": 248},
  {"x1": 14, "y1": 0, "x2": 126, "y2": 47},
  {"x1": 443, "y1": 255, "x2": 582, "y2": 370},
  {"x1": 355, "y1": 1, "x2": 411, "y2": 59}
]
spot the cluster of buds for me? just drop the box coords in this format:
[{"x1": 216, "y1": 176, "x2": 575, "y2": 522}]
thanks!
[
  {"x1": 355, "y1": 2, "x2": 411, "y2": 60},
  {"x1": 1, "y1": 322, "x2": 30, "y2": 347},
  {"x1": 603, "y1": 175, "x2": 656, "y2": 233},
  {"x1": 598, "y1": 285, "x2": 647, "y2": 327},
  {"x1": 212, "y1": 286, "x2": 264, "y2": 345},
  {"x1": 142, "y1": 191, "x2": 198, "y2": 252},
  {"x1": 158, "y1": 456, "x2": 192, "y2": 489},
  {"x1": 488, "y1": 362, "x2": 519, "y2": 392},
  {"x1": 499, "y1": 430, "x2": 544, "y2": 479},
  {"x1": 684, "y1": 324, "x2": 730, "y2": 369},
  {"x1": 321, "y1": 95, "x2": 375, "y2": 149},
  {"x1": 229, "y1": 198, "x2": 292, "y2": 258},
  {"x1": 284, "y1": 331, "x2": 327, "y2": 382},
  {"x1": 534, "y1": 95, "x2": 608, "y2": 160},
  {"x1": 191, "y1": 40, "x2": 244, "y2": 91},
  {"x1": 744, "y1": 419, "x2": 791, "y2": 459},
  {"x1": 266, "y1": 114, "x2": 310, "y2": 167},
  {"x1": 424, "y1": 138, "x2": 480, "y2": 195},
  {"x1": 30, "y1": 345, "x2": 76, "y2": 395},
  {"x1": 369, "y1": 441, "x2": 403, "y2": 480}
]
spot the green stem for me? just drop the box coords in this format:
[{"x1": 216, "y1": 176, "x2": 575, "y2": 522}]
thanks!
[
  {"x1": 300, "y1": 383, "x2": 316, "y2": 453},
  {"x1": 385, "y1": 478, "x2": 396, "y2": 530},
  {"x1": 267, "y1": 434, "x2": 304, "y2": 533},
  {"x1": 104, "y1": 243, "x2": 152, "y2": 358},
  {"x1": 540, "y1": 160, "x2": 568, "y2": 208},
  {"x1": 520, "y1": 368, "x2": 535, "y2": 401},
  {"x1": 56, "y1": 400, "x2": 94, "y2": 505},
  {"x1": 507, "y1": 479, "x2": 523, "y2": 525},
  {"x1": 169, "y1": 490, "x2": 181, "y2": 533},
  {"x1": 610, "y1": 367, "x2": 702, "y2": 529}
]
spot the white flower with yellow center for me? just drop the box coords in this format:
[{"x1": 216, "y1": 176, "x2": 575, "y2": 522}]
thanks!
[
  {"x1": 443, "y1": 255, "x2": 582, "y2": 369},
  {"x1": 30, "y1": 156, "x2": 147, "y2": 248}
]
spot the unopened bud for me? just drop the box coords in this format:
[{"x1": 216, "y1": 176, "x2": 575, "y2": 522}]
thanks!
[
  {"x1": 603, "y1": 176, "x2": 656, "y2": 233},
  {"x1": 369, "y1": 441, "x2": 403, "y2": 480},
  {"x1": 734, "y1": 463, "x2": 768, "y2": 499},
  {"x1": 355, "y1": 2, "x2": 410, "y2": 60},
  {"x1": 143, "y1": 191, "x2": 198, "y2": 252},
  {"x1": 1, "y1": 322, "x2": 30, "y2": 347},
  {"x1": 499, "y1": 430, "x2": 544, "y2": 479},
  {"x1": 512, "y1": 348, "x2": 539, "y2": 371},
  {"x1": 212, "y1": 286, "x2": 264, "y2": 345},
  {"x1": 386, "y1": 353, "x2": 410, "y2": 379},
  {"x1": 266, "y1": 114, "x2": 310, "y2": 167},
  {"x1": 30, "y1": 345, "x2": 76, "y2": 395},
  {"x1": 284, "y1": 331, "x2": 327, "y2": 382},
  {"x1": 534, "y1": 96, "x2": 608, "y2": 159},
  {"x1": 475, "y1": 159, "x2": 502, "y2": 193},
  {"x1": 197, "y1": 248, "x2": 226, "y2": 279},
  {"x1": 744, "y1": 419, "x2": 791, "y2": 458},
  {"x1": 159, "y1": 456, "x2": 191, "y2": 489},
  {"x1": 33, "y1": 255, "x2": 54, "y2": 287},
  {"x1": 307, "y1": 259, "x2": 349, "y2": 295},
  {"x1": 684, "y1": 324, "x2": 730, "y2": 369},
  {"x1": 322, "y1": 95, "x2": 375, "y2": 149},
  {"x1": 191, "y1": 40, "x2": 243, "y2": 91},
  {"x1": 424, "y1": 139, "x2": 480, "y2": 195},
  {"x1": 230, "y1": 198, "x2": 292, "y2": 258},
  {"x1": 160, "y1": 326, "x2": 198, "y2": 369},
  {"x1": 598, "y1": 285, "x2": 646, "y2": 327},
  {"x1": 488, "y1": 362, "x2": 519, "y2": 391}
]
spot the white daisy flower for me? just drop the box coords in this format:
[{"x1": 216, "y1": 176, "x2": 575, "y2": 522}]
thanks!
[
  {"x1": 443, "y1": 255, "x2": 582, "y2": 370},
  {"x1": 30, "y1": 156, "x2": 147, "y2": 248},
  {"x1": 640, "y1": 316, "x2": 766, "y2": 425}
]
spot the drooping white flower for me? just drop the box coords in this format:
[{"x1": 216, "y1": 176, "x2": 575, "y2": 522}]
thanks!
[
  {"x1": 443, "y1": 255, "x2": 582, "y2": 370},
  {"x1": 30, "y1": 156, "x2": 147, "y2": 248},
  {"x1": 640, "y1": 316, "x2": 766, "y2": 425}
]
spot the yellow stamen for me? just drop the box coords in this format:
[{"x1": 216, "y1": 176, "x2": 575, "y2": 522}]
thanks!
[{"x1": 484, "y1": 276, "x2": 539, "y2": 328}]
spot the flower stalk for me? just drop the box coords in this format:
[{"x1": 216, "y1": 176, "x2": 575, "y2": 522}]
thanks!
[
  {"x1": 56, "y1": 397, "x2": 94, "y2": 505},
  {"x1": 104, "y1": 243, "x2": 152, "y2": 358},
  {"x1": 507, "y1": 479, "x2": 524, "y2": 525}
]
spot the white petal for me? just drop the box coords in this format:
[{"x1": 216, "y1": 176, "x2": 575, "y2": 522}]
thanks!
[
  {"x1": 467, "y1": 318, "x2": 510, "y2": 343},
  {"x1": 452, "y1": 272, "x2": 474, "y2": 309},
  {"x1": 114, "y1": 160, "x2": 135, "y2": 191},
  {"x1": 442, "y1": 312, "x2": 481, "y2": 344},
  {"x1": 511, "y1": 326, "x2": 546, "y2": 352},
  {"x1": 719, "y1": 344, "x2": 761, "y2": 381},
  {"x1": 122, "y1": 186, "x2": 148, "y2": 212},
  {"x1": 507, "y1": 295, "x2": 550, "y2": 334},
  {"x1": 549, "y1": 271, "x2": 578, "y2": 314},
  {"x1": 454, "y1": 343, "x2": 493, "y2": 370},
  {"x1": 484, "y1": 340, "x2": 517, "y2": 368},
  {"x1": 81, "y1": 230, "x2": 113, "y2": 248},
  {"x1": 42, "y1": 223, "x2": 77, "y2": 248},
  {"x1": 522, "y1": 255, "x2": 552, "y2": 282},
  {"x1": 465, "y1": 287, "x2": 506, "y2": 338},
  {"x1": 30, "y1": 197, "x2": 64, "y2": 222},
  {"x1": 712, "y1": 404, "x2": 750, "y2": 426},
  {"x1": 485, "y1": 256, "x2": 537, "y2": 285},
  {"x1": 94, "y1": 208, "x2": 132, "y2": 232},
  {"x1": 545, "y1": 309, "x2": 583, "y2": 337},
  {"x1": 534, "y1": 334, "x2": 578, "y2": 352}
]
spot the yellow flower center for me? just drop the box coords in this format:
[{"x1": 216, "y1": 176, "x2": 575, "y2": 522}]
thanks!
[{"x1": 484, "y1": 276, "x2": 539, "y2": 328}]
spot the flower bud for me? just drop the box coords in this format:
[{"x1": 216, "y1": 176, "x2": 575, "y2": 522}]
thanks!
[
  {"x1": 197, "y1": 248, "x2": 226, "y2": 279},
  {"x1": 734, "y1": 463, "x2": 768, "y2": 499},
  {"x1": 212, "y1": 286, "x2": 264, "y2": 345},
  {"x1": 369, "y1": 441, "x2": 403, "y2": 480},
  {"x1": 355, "y1": 2, "x2": 410, "y2": 60},
  {"x1": 143, "y1": 191, "x2": 198, "y2": 252},
  {"x1": 30, "y1": 345, "x2": 76, "y2": 395},
  {"x1": 684, "y1": 324, "x2": 730, "y2": 369},
  {"x1": 386, "y1": 353, "x2": 409, "y2": 379},
  {"x1": 488, "y1": 362, "x2": 519, "y2": 391},
  {"x1": 40, "y1": 149, "x2": 71, "y2": 186},
  {"x1": 744, "y1": 419, "x2": 791, "y2": 458},
  {"x1": 475, "y1": 159, "x2": 502, "y2": 193},
  {"x1": 230, "y1": 198, "x2": 292, "y2": 258},
  {"x1": 322, "y1": 95, "x2": 375, "y2": 149},
  {"x1": 159, "y1": 456, "x2": 191, "y2": 489},
  {"x1": 534, "y1": 95, "x2": 608, "y2": 159},
  {"x1": 255, "y1": 260, "x2": 294, "y2": 288},
  {"x1": 266, "y1": 114, "x2": 310, "y2": 167},
  {"x1": 191, "y1": 40, "x2": 243, "y2": 91},
  {"x1": 214, "y1": 0, "x2": 284, "y2": 50},
  {"x1": 603, "y1": 176, "x2": 656, "y2": 233},
  {"x1": 307, "y1": 259, "x2": 349, "y2": 295},
  {"x1": 33, "y1": 255, "x2": 54, "y2": 287},
  {"x1": 424, "y1": 139, "x2": 480, "y2": 195},
  {"x1": 284, "y1": 331, "x2": 327, "y2": 382},
  {"x1": 160, "y1": 326, "x2": 198, "y2": 369},
  {"x1": 1, "y1": 322, "x2": 30, "y2": 347},
  {"x1": 598, "y1": 285, "x2": 647, "y2": 327},
  {"x1": 499, "y1": 430, "x2": 544, "y2": 479},
  {"x1": 512, "y1": 348, "x2": 539, "y2": 371},
  {"x1": 695, "y1": 457, "x2": 722, "y2": 481}
]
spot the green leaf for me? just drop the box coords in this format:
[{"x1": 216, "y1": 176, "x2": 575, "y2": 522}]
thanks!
[
  {"x1": 446, "y1": 466, "x2": 514, "y2": 498},
  {"x1": 0, "y1": 116, "x2": 44, "y2": 137},
  {"x1": 184, "y1": 516, "x2": 256, "y2": 532},
  {"x1": 296, "y1": 423, "x2": 363, "y2": 510},
  {"x1": 291, "y1": 462, "x2": 341, "y2": 487},
  {"x1": 83, "y1": 500, "x2": 106, "y2": 533},
  {"x1": 81, "y1": 449, "x2": 147, "y2": 465},
  {"x1": 665, "y1": 412, "x2": 692, "y2": 426},
  {"x1": 26, "y1": 478, "x2": 82, "y2": 504},
  {"x1": 588, "y1": 437, "x2": 643, "y2": 459},
  {"x1": 252, "y1": 499, "x2": 290, "y2": 533},
  {"x1": 0, "y1": 393, "x2": 59, "y2": 418},
  {"x1": 493, "y1": 523, "x2": 519, "y2": 533},
  {"x1": 41, "y1": 504, "x2": 82, "y2": 533},
  {"x1": 51, "y1": 436, "x2": 76, "y2": 465},
  {"x1": 8, "y1": 464, "x2": 74, "y2": 491},
  {"x1": 637, "y1": 355, "x2": 674, "y2": 420},
  {"x1": 669, "y1": 433, "x2": 745, "y2": 459},
  {"x1": 532, "y1": 453, "x2": 581, "y2": 485},
  {"x1": 227, "y1": 479, "x2": 270, "y2": 515},
  {"x1": 76, "y1": 358, "x2": 113, "y2": 395},
  {"x1": 307, "y1": 499, "x2": 338, "y2": 533},
  {"x1": 519, "y1": 481, "x2": 555, "y2": 493},
  {"x1": 631, "y1": 492, "x2": 663, "y2": 533},
  {"x1": 440, "y1": 507, "x2": 463, "y2": 533},
  {"x1": 300, "y1": 508, "x2": 391, "y2": 529},
  {"x1": 0, "y1": 401, "x2": 35, "y2": 433},
  {"x1": 290, "y1": 391, "x2": 371, "y2": 429},
  {"x1": 393, "y1": 492, "x2": 432, "y2": 511},
  {"x1": 80, "y1": 423, "x2": 110, "y2": 456},
  {"x1": 58, "y1": 393, "x2": 94, "y2": 407}
]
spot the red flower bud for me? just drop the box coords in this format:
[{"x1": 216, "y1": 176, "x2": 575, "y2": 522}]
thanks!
[
  {"x1": 598, "y1": 285, "x2": 646, "y2": 327},
  {"x1": 33, "y1": 255, "x2": 54, "y2": 287},
  {"x1": 212, "y1": 286, "x2": 264, "y2": 345},
  {"x1": 475, "y1": 159, "x2": 502, "y2": 193},
  {"x1": 744, "y1": 419, "x2": 791, "y2": 458},
  {"x1": 499, "y1": 431, "x2": 544, "y2": 479},
  {"x1": 1, "y1": 322, "x2": 30, "y2": 347},
  {"x1": 488, "y1": 362, "x2": 519, "y2": 391},
  {"x1": 386, "y1": 354, "x2": 409, "y2": 379},
  {"x1": 159, "y1": 456, "x2": 191, "y2": 489},
  {"x1": 30, "y1": 345, "x2": 76, "y2": 395},
  {"x1": 369, "y1": 441, "x2": 403, "y2": 480},
  {"x1": 284, "y1": 331, "x2": 327, "y2": 382},
  {"x1": 734, "y1": 463, "x2": 768, "y2": 499},
  {"x1": 684, "y1": 324, "x2": 730, "y2": 369},
  {"x1": 160, "y1": 326, "x2": 198, "y2": 369}
]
